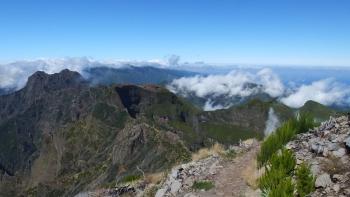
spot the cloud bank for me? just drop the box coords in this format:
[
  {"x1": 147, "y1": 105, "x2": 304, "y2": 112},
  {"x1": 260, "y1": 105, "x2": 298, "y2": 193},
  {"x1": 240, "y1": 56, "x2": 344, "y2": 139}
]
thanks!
[
  {"x1": 1, "y1": 57, "x2": 350, "y2": 110},
  {"x1": 0, "y1": 57, "x2": 171, "y2": 90},
  {"x1": 168, "y1": 68, "x2": 350, "y2": 109},
  {"x1": 167, "y1": 68, "x2": 284, "y2": 99},
  {"x1": 280, "y1": 78, "x2": 350, "y2": 108}
]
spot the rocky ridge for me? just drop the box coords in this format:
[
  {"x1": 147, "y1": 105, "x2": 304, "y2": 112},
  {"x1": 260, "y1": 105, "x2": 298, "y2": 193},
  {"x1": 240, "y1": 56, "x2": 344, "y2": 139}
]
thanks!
[{"x1": 286, "y1": 115, "x2": 350, "y2": 197}]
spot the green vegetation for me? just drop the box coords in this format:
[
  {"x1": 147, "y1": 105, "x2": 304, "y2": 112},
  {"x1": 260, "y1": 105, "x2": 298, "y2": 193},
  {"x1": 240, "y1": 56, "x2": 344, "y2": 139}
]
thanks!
[
  {"x1": 200, "y1": 122, "x2": 263, "y2": 144},
  {"x1": 258, "y1": 113, "x2": 316, "y2": 197},
  {"x1": 269, "y1": 149, "x2": 296, "y2": 175},
  {"x1": 120, "y1": 174, "x2": 142, "y2": 183},
  {"x1": 257, "y1": 113, "x2": 316, "y2": 167},
  {"x1": 92, "y1": 102, "x2": 128, "y2": 128},
  {"x1": 192, "y1": 180, "x2": 215, "y2": 191},
  {"x1": 296, "y1": 163, "x2": 315, "y2": 197},
  {"x1": 299, "y1": 100, "x2": 336, "y2": 122},
  {"x1": 259, "y1": 149, "x2": 296, "y2": 193},
  {"x1": 223, "y1": 149, "x2": 237, "y2": 160},
  {"x1": 267, "y1": 177, "x2": 294, "y2": 197}
]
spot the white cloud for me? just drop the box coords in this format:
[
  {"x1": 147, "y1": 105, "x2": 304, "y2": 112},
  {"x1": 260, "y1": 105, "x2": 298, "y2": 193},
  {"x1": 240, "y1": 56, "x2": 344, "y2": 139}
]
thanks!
[
  {"x1": 167, "y1": 69, "x2": 285, "y2": 100},
  {"x1": 203, "y1": 100, "x2": 228, "y2": 111},
  {"x1": 257, "y1": 68, "x2": 285, "y2": 97},
  {"x1": 0, "y1": 56, "x2": 177, "y2": 90},
  {"x1": 280, "y1": 78, "x2": 350, "y2": 108}
]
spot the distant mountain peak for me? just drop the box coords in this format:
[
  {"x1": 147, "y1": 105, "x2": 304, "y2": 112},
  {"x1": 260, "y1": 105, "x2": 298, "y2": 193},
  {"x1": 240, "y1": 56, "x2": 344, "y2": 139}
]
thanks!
[{"x1": 26, "y1": 69, "x2": 86, "y2": 92}]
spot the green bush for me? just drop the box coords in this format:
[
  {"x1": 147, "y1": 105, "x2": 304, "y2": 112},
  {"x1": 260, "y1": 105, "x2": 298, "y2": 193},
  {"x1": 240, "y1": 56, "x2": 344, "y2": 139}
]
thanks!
[
  {"x1": 268, "y1": 177, "x2": 294, "y2": 197},
  {"x1": 292, "y1": 113, "x2": 316, "y2": 134},
  {"x1": 259, "y1": 149, "x2": 296, "y2": 191},
  {"x1": 269, "y1": 149, "x2": 296, "y2": 175},
  {"x1": 257, "y1": 113, "x2": 315, "y2": 167},
  {"x1": 296, "y1": 163, "x2": 315, "y2": 197},
  {"x1": 258, "y1": 113, "x2": 315, "y2": 196},
  {"x1": 192, "y1": 180, "x2": 214, "y2": 191},
  {"x1": 257, "y1": 121, "x2": 296, "y2": 167},
  {"x1": 120, "y1": 174, "x2": 141, "y2": 183},
  {"x1": 259, "y1": 167, "x2": 289, "y2": 192}
]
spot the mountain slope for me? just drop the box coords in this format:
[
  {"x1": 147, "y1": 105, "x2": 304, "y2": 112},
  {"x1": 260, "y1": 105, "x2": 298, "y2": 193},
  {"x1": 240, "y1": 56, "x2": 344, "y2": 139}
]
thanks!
[{"x1": 0, "y1": 70, "x2": 196, "y2": 196}]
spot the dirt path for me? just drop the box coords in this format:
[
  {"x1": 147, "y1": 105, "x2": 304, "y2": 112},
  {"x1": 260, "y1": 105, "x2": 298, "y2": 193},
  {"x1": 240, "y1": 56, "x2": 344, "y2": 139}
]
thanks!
[{"x1": 191, "y1": 143, "x2": 261, "y2": 197}]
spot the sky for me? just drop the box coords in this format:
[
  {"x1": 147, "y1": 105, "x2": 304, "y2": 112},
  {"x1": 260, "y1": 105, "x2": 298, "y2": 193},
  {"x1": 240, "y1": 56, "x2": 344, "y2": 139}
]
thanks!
[{"x1": 1, "y1": 0, "x2": 350, "y2": 66}]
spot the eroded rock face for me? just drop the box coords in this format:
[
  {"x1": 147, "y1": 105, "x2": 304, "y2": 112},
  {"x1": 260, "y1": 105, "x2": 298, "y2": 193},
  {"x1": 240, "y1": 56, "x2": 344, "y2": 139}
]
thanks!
[{"x1": 287, "y1": 116, "x2": 350, "y2": 197}]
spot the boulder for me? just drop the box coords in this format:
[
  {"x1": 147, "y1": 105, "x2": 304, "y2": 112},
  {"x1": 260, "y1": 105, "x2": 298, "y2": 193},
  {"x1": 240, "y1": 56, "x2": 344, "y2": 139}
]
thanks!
[
  {"x1": 332, "y1": 148, "x2": 346, "y2": 158},
  {"x1": 155, "y1": 188, "x2": 167, "y2": 197},
  {"x1": 311, "y1": 143, "x2": 324, "y2": 154},
  {"x1": 315, "y1": 173, "x2": 332, "y2": 188},
  {"x1": 170, "y1": 180, "x2": 182, "y2": 194},
  {"x1": 327, "y1": 143, "x2": 339, "y2": 151}
]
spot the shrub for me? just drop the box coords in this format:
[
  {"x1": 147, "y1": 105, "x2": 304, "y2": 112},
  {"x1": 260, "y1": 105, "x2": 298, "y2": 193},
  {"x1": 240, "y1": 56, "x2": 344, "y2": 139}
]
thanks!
[
  {"x1": 257, "y1": 121, "x2": 296, "y2": 167},
  {"x1": 293, "y1": 113, "x2": 316, "y2": 134},
  {"x1": 120, "y1": 174, "x2": 141, "y2": 183},
  {"x1": 259, "y1": 167, "x2": 288, "y2": 192},
  {"x1": 258, "y1": 113, "x2": 315, "y2": 196},
  {"x1": 296, "y1": 163, "x2": 315, "y2": 197},
  {"x1": 257, "y1": 113, "x2": 315, "y2": 167},
  {"x1": 268, "y1": 177, "x2": 294, "y2": 197},
  {"x1": 192, "y1": 180, "x2": 214, "y2": 191},
  {"x1": 268, "y1": 149, "x2": 296, "y2": 175},
  {"x1": 259, "y1": 149, "x2": 296, "y2": 191}
]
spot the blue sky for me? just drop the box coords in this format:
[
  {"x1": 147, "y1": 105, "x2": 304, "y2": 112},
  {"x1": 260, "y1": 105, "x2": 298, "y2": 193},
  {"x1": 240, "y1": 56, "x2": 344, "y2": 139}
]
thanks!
[{"x1": 1, "y1": 0, "x2": 350, "y2": 66}]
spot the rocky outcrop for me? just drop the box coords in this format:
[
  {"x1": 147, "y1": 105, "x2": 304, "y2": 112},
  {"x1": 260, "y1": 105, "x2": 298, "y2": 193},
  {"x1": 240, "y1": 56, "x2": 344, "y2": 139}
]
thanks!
[{"x1": 287, "y1": 116, "x2": 350, "y2": 197}]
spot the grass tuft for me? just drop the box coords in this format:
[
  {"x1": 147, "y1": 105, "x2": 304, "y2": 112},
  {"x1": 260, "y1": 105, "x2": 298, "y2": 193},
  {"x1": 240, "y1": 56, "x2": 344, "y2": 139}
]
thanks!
[{"x1": 192, "y1": 180, "x2": 215, "y2": 191}]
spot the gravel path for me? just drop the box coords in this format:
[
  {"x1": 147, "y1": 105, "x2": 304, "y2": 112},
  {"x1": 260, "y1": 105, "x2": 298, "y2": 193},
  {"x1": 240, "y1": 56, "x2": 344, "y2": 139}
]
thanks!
[{"x1": 191, "y1": 142, "x2": 260, "y2": 197}]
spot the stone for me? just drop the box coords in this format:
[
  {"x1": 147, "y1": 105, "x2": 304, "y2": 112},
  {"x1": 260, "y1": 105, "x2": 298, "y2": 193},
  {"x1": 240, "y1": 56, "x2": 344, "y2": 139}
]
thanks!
[
  {"x1": 311, "y1": 164, "x2": 321, "y2": 176},
  {"x1": 332, "y1": 174, "x2": 344, "y2": 182},
  {"x1": 333, "y1": 184, "x2": 340, "y2": 193},
  {"x1": 327, "y1": 143, "x2": 339, "y2": 151},
  {"x1": 184, "y1": 193, "x2": 198, "y2": 197},
  {"x1": 311, "y1": 143, "x2": 324, "y2": 154},
  {"x1": 297, "y1": 159, "x2": 303, "y2": 165},
  {"x1": 171, "y1": 169, "x2": 178, "y2": 178},
  {"x1": 322, "y1": 147, "x2": 329, "y2": 157},
  {"x1": 315, "y1": 173, "x2": 332, "y2": 188},
  {"x1": 155, "y1": 188, "x2": 167, "y2": 197},
  {"x1": 170, "y1": 180, "x2": 182, "y2": 194},
  {"x1": 333, "y1": 148, "x2": 346, "y2": 157},
  {"x1": 183, "y1": 177, "x2": 194, "y2": 187}
]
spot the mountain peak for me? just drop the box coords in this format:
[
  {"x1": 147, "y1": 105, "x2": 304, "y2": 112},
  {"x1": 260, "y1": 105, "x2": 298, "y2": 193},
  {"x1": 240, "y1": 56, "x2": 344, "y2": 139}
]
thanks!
[{"x1": 26, "y1": 69, "x2": 86, "y2": 93}]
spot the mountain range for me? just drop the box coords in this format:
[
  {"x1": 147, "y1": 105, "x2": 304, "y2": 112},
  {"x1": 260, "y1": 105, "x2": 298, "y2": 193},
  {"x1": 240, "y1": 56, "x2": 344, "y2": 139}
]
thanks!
[{"x1": 0, "y1": 68, "x2": 339, "y2": 196}]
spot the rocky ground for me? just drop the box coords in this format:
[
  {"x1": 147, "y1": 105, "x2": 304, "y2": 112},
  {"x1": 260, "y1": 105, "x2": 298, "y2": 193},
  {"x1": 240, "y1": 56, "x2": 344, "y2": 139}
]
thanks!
[
  {"x1": 286, "y1": 115, "x2": 350, "y2": 197},
  {"x1": 155, "y1": 139, "x2": 261, "y2": 197}
]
